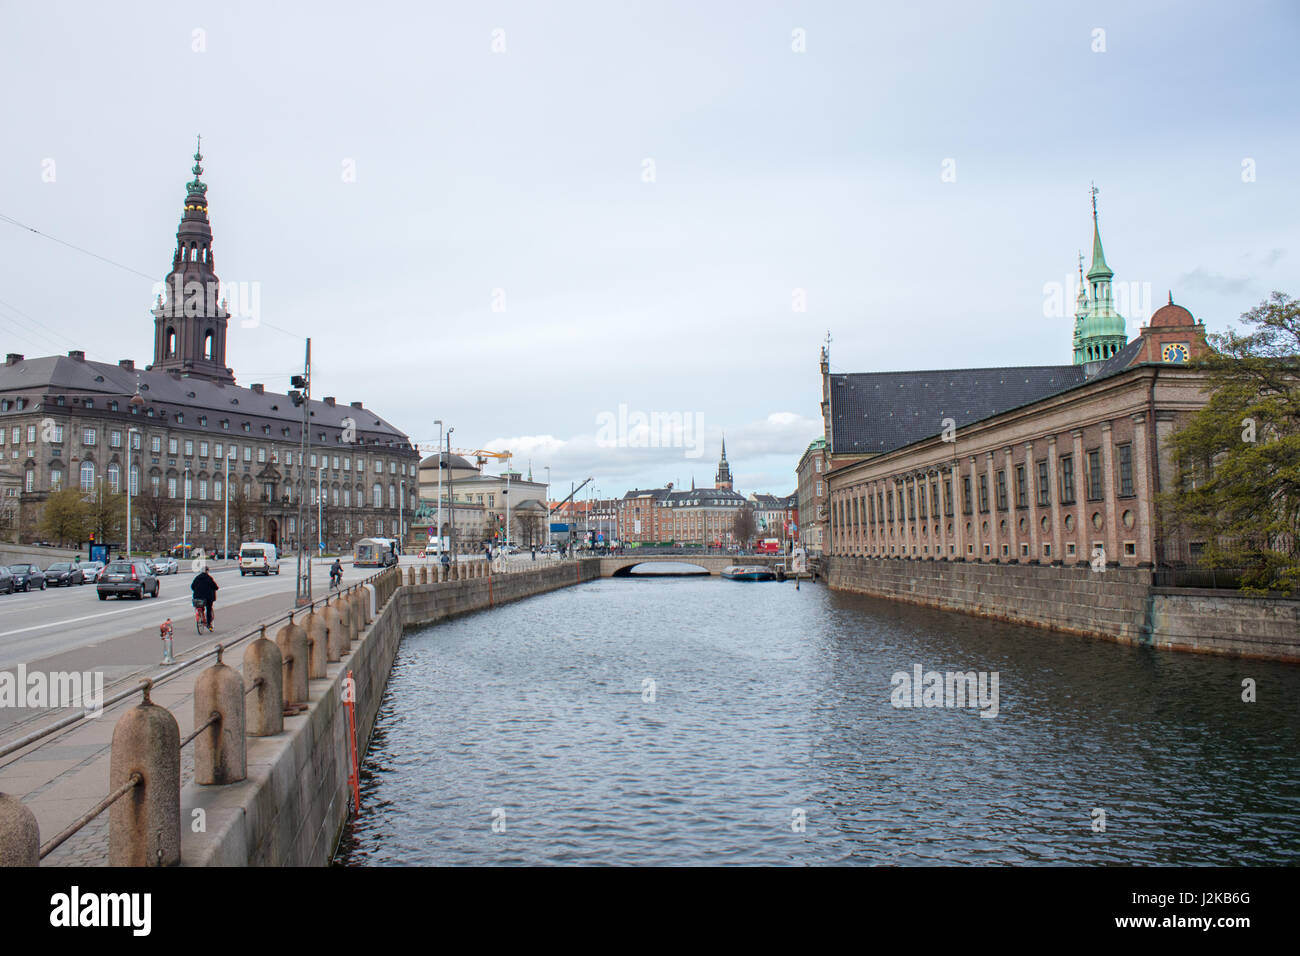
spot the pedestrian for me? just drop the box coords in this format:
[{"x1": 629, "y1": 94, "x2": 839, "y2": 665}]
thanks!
[{"x1": 531, "y1": 545, "x2": 536, "y2": 561}]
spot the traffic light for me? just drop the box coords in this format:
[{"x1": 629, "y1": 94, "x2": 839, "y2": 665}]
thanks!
[{"x1": 88, "y1": 531, "x2": 95, "y2": 543}]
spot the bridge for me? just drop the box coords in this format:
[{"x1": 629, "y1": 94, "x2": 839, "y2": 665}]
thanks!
[{"x1": 597, "y1": 554, "x2": 788, "y2": 577}]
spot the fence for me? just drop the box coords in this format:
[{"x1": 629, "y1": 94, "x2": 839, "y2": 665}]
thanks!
[{"x1": 0, "y1": 564, "x2": 402, "y2": 866}]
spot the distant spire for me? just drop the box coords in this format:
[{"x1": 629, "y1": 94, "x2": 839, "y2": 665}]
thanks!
[
  {"x1": 187, "y1": 134, "x2": 207, "y2": 200},
  {"x1": 1168, "y1": 290, "x2": 1173, "y2": 305}
]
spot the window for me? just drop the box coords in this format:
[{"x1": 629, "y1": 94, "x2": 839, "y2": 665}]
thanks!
[
  {"x1": 168, "y1": 476, "x2": 178, "y2": 498},
  {"x1": 200, "y1": 515, "x2": 208, "y2": 532},
  {"x1": 374, "y1": 460, "x2": 383, "y2": 474},
  {"x1": 80, "y1": 460, "x2": 95, "y2": 490},
  {"x1": 107, "y1": 462, "x2": 120, "y2": 492},
  {"x1": 815, "y1": 480, "x2": 823, "y2": 496},
  {"x1": 110, "y1": 430, "x2": 122, "y2": 448},
  {"x1": 333, "y1": 456, "x2": 340, "y2": 470},
  {"x1": 199, "y1": 479, "x2": 208, "y2": 500},
  {"x1": 151, "y1": 436, "x2": 162, "y2": 454},
  {"x1": 343, "y1": 457, "x2": 350, "y2": 471},
  {"x1": 130, "y1": 431, "x2": 141, "y2": 450},
  {"x1": 213, "y1": 478, "x2": 222, "y2": 501},
  {"x1": 258, "y1": 447, "x2": 266, "y2": 463},
  {"x1": 962, "y1": 476, "x2": 972, "y2": 514},
  {"x1": 944, "y1": 479, "x2": 953, "y2": 516},
  {"x1": 168, "y1": 437, "x2": 178, "y2": 455},
  {"x1": 200, "y1": 441, "x2": 209, "y2": 458},
  {"x1": 868, "y1": 495, "x2": 876, "y2": 524},
  {"x1": 1059, "y1": 455, "x2": 1076, "y2": 503},
  {"x1": 244, "y1": 446, "x2": 252, "y2": 462},
  {"x1": 215, "y1": 443, "x2": 223, "y2": 459},
  {"x1": 373, "y1": 483, "x2": 383, "y2": 508},
  {"x1": 1015, "y1": 465, "x2": 1028, "y2": 508},
  {"x1": 83, "y1": 427, "x2": 96, "y2": 446},
  {"x1": 878, "y1": 492, "x2": 885, "y2": 523},
  {"x1": 918, "y1": 484, "x2": 927, "y2": 519},
  {"x1": 996, "y1": 470, "x2": 1008, "y2": 510},
  {"x1": 978, "y1": 474, "x2": 989, "y2": 513},
  {"x1": 310, "y1": 453, "x2": 318, "y2": 468},
  {"x1": 390, "y1": 461, "x2": 397, "y2": 474},
  {"x1": 1086, "y1": 450, "x2": 1103, "y2": 500},
  {"x1": 129, "y1": 465, "x2": 139, "y2": 496},
  {"x1": 150, "y1": 475, "x2": 161, "y2": 495},
  {"x1": 1036, "y1": 460, "x2": 1050, "y2": 507},
  {"x1": 1117, "y1": 444, "x2": 1134, "y2": 497},
  {"x1": 25, "y1": 468, "x2": 35, "y2": 492},
  {"x1": 26, "y1": 425, "x2": 36, "y2": 443},
  {"x1": 814, "y1": 457, "x2": 822, "y2": 473}
]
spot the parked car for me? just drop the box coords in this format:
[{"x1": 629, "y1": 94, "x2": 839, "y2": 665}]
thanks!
[
  {"x1": 80, "y1": 560, "x2": 106, "y2": 583},
  {"x1": 0, "y1": 566, "x2": 14, "y2": 595},
  {"x1": 97, "y1": 560, "x2": 160, "y2": 600},
  {"x1": 8, "y1": 564, "x2": 47, "y2": 591},
  {"x1": 45, "y1": 562, "x2": 86, "y2": 586},
  {"x1": 152, "y1": 556, "x2": 179, "y2": 575}
]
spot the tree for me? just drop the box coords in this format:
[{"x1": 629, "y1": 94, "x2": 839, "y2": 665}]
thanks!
[
  {"x1": 86, "y1": 487, "x2": 127, "y2": 546},
  {"x1": 228, "y1": 484, "x2": 262, "y2": 545},
  {"x1": 516, "y1": 512, "x2": 542, "y2": 547},
  {"x1": 134, "y1": 483, "x2": 178, "y2": 552},
  {"x1": 1162, "y1": 291, "x2": 1299, "y2": 591},
  {"x1": 40, "y1": 487, "x2": 89, "y2": 547},
  {"x1": 733, "y1": 507, "x2": 757, "y2": 547}
]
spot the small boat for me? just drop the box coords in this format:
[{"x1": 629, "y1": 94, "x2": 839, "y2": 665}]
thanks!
[{"x1": 721, "y1": 565, "x2": 776, "y2": 581}]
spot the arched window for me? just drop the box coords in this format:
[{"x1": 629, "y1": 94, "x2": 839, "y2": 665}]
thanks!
[
  {"x1": 332, "y1": 486, "x2": 339, "y2": 507},
  {"x1": 80, "y1": 460, "x2": 95, "y2": 490},
  {"x1": 166, "y1": 327, "x2": 177, "y2": 357},
  {"x1": 373, "y1": 483, "x2": 382, "y2": 508},
  {"x1": 107, "y1": 462, "x2": 120, "y2": 493},
  {"x1": 203, "y1": 331, "x2": 214, "y2": 360},
  {"x1": 190, "y1": 243, "x2": 198, "y2": 262}
]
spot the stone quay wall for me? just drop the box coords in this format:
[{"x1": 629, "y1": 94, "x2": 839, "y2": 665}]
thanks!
[
  {"x1": 181, "y1": 559, "x2": 599, "y2": 867},
  {"x1": 824, "y1": 557, "x2": 1300, "y2": 663}
]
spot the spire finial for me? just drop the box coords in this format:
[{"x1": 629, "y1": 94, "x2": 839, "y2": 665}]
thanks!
[
  {"x1": 1168, "y1": 290, "x2": 1173, "y2": 305},
  {"x1": 1078, "y1": 250, "x2": 1084, "y2": 280},
  {"x1": 1090, "y1": 181, "x2": 1099, "y2": 220}
]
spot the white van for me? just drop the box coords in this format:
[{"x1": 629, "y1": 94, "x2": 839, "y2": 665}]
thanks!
[{"x1": 239, "y1": 542, "x2": 280, "y2": 576}]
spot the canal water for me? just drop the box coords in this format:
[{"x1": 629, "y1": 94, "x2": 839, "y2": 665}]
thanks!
[{"x1": 335, "y1": 568, "x2": 1300, "y2": 865}]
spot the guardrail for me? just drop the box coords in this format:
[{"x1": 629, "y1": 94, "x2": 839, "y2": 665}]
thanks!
[{"x1": 0, "y1": 564, "x2": 403, "y2": 866}]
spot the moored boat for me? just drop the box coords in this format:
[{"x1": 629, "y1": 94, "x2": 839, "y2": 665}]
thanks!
[{"x1": 721, "y1": 565, "x2": 776, "y2": 581}]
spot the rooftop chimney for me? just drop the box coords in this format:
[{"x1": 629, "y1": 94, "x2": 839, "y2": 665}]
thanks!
[
  {"x1": 250, "y1": 383, "x2": 264, "y2": 395},
  {"x1": 67, "y1": 350, "x2": 85, "y2": 361},
  {"x1": 324, "y1": 396, "x2": 336, "y2": 407},
  {"x1": 118, "y1": 359, "x2": 134, "y2": 370},
  {"x1": 350, "y1": 401, "x2": 363, "y2": 409},
  {"x1": 5, "y1": 353, "x2": 22, "y2": 366}
]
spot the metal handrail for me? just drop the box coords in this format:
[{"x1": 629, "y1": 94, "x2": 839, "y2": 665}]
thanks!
[
  {"x1": 0, "y1": 567, "x2": 394, "y2": 762},
  {"x1": 38, "y1": 771, "x2": 141, "y2": 859}
]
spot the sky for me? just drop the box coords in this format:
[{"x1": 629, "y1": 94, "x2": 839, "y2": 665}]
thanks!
[{"x1": 1, "y1": 0, "x2": 1296, "y2": 499}]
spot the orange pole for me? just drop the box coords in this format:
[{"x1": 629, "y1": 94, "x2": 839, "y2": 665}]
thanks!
[{"x1": 345, "y1": 669, "x2": 361, "y2": 813}]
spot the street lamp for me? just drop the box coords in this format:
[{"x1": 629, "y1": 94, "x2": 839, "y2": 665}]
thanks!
[
  {"x1": 126, "y1": 426, "x2": 141, "y2": 558},
  {"x1": 182, "y1": 467, "x2": 190, "y2": 557},
  {"x1": 317, "y1": 466, "x2": 326, "y2": 558},
  {"x1": 446, "y1": 426, "x2": 454, "y2": 563},
  {"x1": 434, "y1": 420, "x2": 443, "y2": 557},
  {"x1": 223, "y1": 445, "x2": 232, "y2": 561},
  {"x1": 544, "y1": 465, "x2": 550, "y2": 552}
]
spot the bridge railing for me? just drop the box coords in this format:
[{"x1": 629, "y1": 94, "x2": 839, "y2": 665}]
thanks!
[{"x1": 0, "y1": 564, "x2": 401, "y2": 867}]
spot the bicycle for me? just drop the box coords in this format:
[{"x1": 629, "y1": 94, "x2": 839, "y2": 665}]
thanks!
[
  {"x1": 193, "y1": 597, "x2": 214, "y2": 635},
  {"x1": 329, "y1": 570, "x2": 343, "y2": 592}
]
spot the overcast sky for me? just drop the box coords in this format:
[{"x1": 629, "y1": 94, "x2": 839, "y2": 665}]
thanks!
[{"x1": 1, "y1": 1, "x2": 1296, "y2": 498}]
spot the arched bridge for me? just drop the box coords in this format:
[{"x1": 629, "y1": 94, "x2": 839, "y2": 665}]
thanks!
[{"x1": 599, "y1": 554, "x2": 787, "y2": 577}]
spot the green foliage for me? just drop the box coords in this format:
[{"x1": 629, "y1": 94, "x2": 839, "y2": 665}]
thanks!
[
  {"x1": 1162, "y1": 291, "x2": 1300, "y2": 591},
  {"x1": 40, "y1": 487, "x2": 89, "y2": 546}
]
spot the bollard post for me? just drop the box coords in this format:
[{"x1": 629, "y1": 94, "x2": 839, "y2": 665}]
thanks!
[
  {"x1": 0, "y1": 793, "x2": 39, "y2": 866},
  {"x1": 323, "y1": 600, "x2": 348, "y2": 661},
  {"x1": 406, "y1": 566, "x2": 415, "y2": 587},
  {"x1": 194, "y1": 647, "x2": 247, "y2": 785},
  {"x1": 332, "y1": 592, "x2": 354, "y2": 647},
  {"x1": 358, "y1": 584, "x2": 373, "y2": 625},
  {"x1": 419, "y1": 565, "x2": 428, "y2": 584},
  {"x1": 108, "y1": 682, "x2": 180, "y2": 867},
  {"x1": 348, "y1": 587, "x2": 365, "y2": 638},
  {"x1": 243, "y1": 628, "x2": 283, "y2": 736},
  {"x1": 304, "y1": 609, "x2": 329, "y2": 677},
  {"x1": 276, "y1": 616, "x2": 310, "y2": 707}
]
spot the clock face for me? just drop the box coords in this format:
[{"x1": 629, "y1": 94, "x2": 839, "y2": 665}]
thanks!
[{"x1": 1162, "y1": 343, "x2": 1189, "y2": 363}]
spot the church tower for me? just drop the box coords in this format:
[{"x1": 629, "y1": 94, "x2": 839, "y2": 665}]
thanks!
[
  {"x1": 1073, "y1": 185, "x2": 1127, "y2": 367},
  {"x1": 715, "y1": 436, "x2": 733, "y2": 491},
  {"x1": 147, "y1": 139, "x2": 236, "y2": 384}
]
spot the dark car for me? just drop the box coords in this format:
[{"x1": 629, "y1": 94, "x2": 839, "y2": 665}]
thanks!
[
  {"x1": 8, "y1": 564, "x2": 46, "y2": 591},
  {"x1": 45, "y1": 562, "x2": 86, "y2": 587},
  {"x1": 97, "y1": 560, "x2": 161, "y2": 600},
  {"x1": 0, "y1": 566, "x2": 13, "y2": 595}
]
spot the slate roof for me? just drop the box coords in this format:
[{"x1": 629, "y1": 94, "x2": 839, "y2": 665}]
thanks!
[
  {"x1": 829, "y1": 365, "x2": 1087, "y2": 457},
  {"x1": 1087, "y1": 336, "x2": 1145, "y2": 380},
  {"x1": 0, "y1": 354, "x2": 413, "y2": 449},
  {"x1": 664, "y1": 488, "x2": 747, "y2": 507}
]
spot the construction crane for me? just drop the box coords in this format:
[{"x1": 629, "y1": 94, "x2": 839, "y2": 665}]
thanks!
[{"x1": 413, "y1": 444, "x2": 512, "y2": 471}]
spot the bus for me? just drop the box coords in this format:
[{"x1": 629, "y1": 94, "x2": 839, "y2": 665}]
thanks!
[{"x1": 755, "y1": 538, "x2": 781, "y2": 554}]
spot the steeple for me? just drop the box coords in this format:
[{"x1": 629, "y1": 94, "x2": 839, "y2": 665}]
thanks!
[
  {"x1": 1072, "y1": 184, "x2": 1127, "y2": 368},
  {"x1": 714, "y1": 435, "x2": 733, "y2": 491},
  {"x1": 148, "y1": 138, "x2": 235, "y2": 385}
]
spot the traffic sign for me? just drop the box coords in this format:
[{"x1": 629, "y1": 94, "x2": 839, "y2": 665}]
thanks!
[{"x1": 428, "y1": 526, "x2": 435, "y2": 537}]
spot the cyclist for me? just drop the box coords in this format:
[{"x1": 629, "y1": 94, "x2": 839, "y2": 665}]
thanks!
[
  {"x1": 190, "y1": 566, "x2": 219, "y2": 629},
  {"x1": 329, "y1": 557, "x2": 343, "y2": 590}
]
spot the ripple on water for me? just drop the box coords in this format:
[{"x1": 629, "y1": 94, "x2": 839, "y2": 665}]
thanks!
[{"x1": 334, "y1": 577, "x2": 1300, "y2": 866}]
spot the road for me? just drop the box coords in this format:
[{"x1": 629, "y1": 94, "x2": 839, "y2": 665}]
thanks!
[{"x1": 0, "y1": 557, "x2": 358, "y2": 736}]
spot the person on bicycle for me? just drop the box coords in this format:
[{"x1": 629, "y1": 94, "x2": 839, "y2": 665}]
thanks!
[
  {"x1": 330, "y1": 557, "x2": 343, "y2": 589},
  {"x1": 191, "y1": 567, "x2": 219, "y2": 628}
]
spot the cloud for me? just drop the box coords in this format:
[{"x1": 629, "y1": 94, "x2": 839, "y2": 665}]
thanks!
[{"x1": 1176, "y1": 266, "x2": 1253, "y2": 297}]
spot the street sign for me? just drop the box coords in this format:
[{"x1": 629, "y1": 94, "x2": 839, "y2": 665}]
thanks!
[
  {"x1": 427, "y1": 526, "x2": 435, "y2": 537},
  {"x1": 550, "y1": 523, "x2": 569, "y2": 533}
]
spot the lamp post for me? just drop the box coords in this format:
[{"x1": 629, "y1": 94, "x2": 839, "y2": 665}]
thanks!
[
  {"x1": 126, "y1": 427, "x2": 141, "y2": 557},
  {"x1": 544, "y1": 465, "x2": 551, "y2": 552},
  {"x1": 223, "y1": 446, "x2": 231, "y2": 561},
  {"x1": 399, "y1": 477, "x2": 404, "y2": 551},
  {"x1": 446, "y1": 427, "x2": 455, "y2": 564},
  {"x1": 182, "y1": 467, "x2": 190, "y2": 557},
  {"x1": 435, "y1": 420, "x2": 443, "y2": 556},
  {"x1": 317, "y1": 466, "x2": 326, "y2": 558}
]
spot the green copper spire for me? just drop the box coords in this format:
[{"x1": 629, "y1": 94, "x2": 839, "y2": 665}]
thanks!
[
  {"x1": 1073, "y1": 185, "x2": 1127, "y2": 367},
  {"x1": 1086, "y1": 183, "x2": 1112, "y2": 280},
  {"x1": 186, "y1": 134, "x2": 208, "y2": 200}
]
